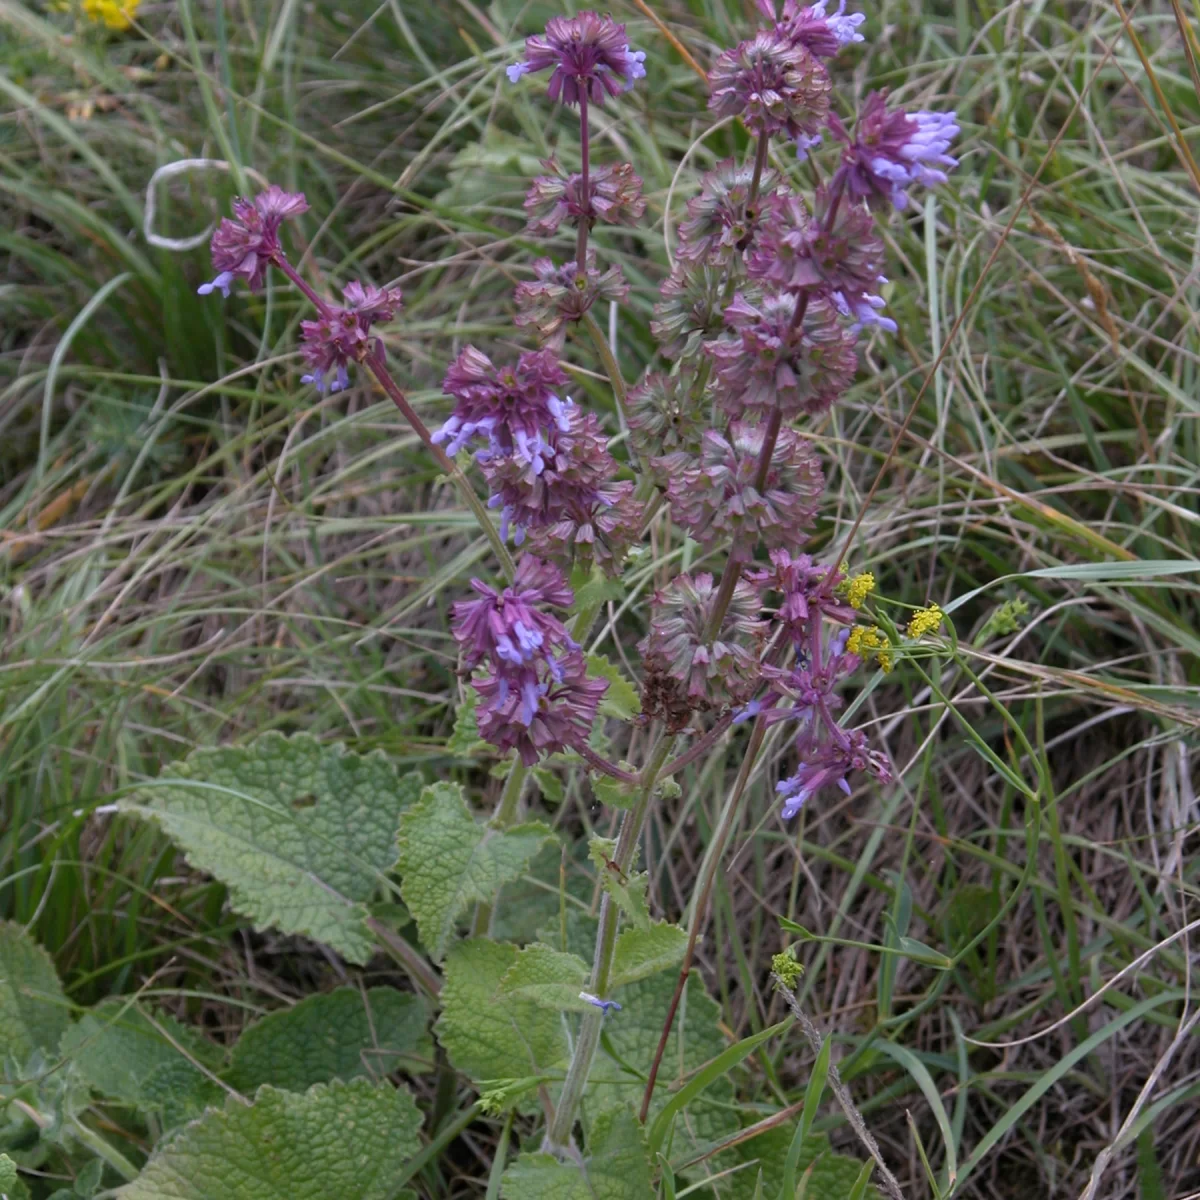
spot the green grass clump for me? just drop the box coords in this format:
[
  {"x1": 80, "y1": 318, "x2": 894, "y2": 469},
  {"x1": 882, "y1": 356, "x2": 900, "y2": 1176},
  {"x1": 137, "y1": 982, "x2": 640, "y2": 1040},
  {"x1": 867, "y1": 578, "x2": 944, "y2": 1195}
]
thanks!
[{"x1": 2, "y1": 0, "x2": 1199, "y2": 1195}]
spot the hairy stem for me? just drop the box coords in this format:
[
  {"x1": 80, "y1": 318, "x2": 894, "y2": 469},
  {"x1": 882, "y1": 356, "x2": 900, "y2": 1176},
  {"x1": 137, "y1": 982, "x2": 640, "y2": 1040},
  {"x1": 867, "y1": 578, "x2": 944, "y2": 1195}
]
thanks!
[
  {"x1": 747, "y1": 129, "x2": 771, "y2": 209},
  {"x1": 545, "y1": 732, "x2": 676, "y2": 1151},
  {"x1": 274, "y1": 255, "x2": 332, "y2": 316},
  {"x1": 364, "y1": 347, "x2": 516, "y2": 581},
  {"x1": 639, "y1": 717, "x2": 766, "y2": 1120},
  {"x1": 576, "y1": 92, "x2": 591, "y2": 268},
  {"x1": 582, "y1": 311, "x2": 631, "y2": 425}
]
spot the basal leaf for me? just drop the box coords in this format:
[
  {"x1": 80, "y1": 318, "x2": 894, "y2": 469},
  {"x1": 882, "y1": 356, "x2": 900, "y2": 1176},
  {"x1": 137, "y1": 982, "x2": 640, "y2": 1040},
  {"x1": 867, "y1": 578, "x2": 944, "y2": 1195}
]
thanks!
[
  {"x1": 586, "y1": 655, "x2": 642, "y2": 720},
  {"x1": 227, "y1": 988, "x2": 432, "y2": 1094},
  {"x1": 116, "y1": 1079, "x2": 422, "y2": 1200},
  {"x1": 60, "y1": 999, "x2": 221, "y2": 1119},
  {"x1": 396, "y1": 782, "x2": 553, "y2": 962},
  {"x1": 497, "y1": 944, "x2": 590, "y2": 1011},
  {"x1": 120, "y1": 733, "x2": 423, "y2": 964},
  {"x1": 501, "y1": 1107, "x2": 653, "y2": 1199},
  {"x1": 610, "y1": 922, "x2": 688, "y2": 989},
  {"x1": 0, "y1": 922, "x2": 69, "y2": 1065},
  {"x1": 435, "y1": 939, "x2": 568, "y2": 1085}
]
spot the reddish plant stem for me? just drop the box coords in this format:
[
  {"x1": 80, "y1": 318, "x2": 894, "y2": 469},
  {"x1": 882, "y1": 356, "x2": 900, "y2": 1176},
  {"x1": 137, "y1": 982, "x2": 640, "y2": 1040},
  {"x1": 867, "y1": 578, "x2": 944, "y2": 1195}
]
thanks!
[
  {"x1": 574, "y1": 741, "x2": 640, "y2": 786},
  {"x1": 659, "y1": 712, "x2": 736, "y2": 780},
  {"x1": 274, "y1": 256, "x2": 332, "y2": 317}
]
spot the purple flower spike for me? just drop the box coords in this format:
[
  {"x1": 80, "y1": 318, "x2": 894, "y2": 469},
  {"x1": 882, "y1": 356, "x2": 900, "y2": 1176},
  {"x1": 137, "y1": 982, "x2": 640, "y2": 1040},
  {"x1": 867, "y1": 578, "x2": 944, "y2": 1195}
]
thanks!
[
  {"x1": 524, "y1": 159, "x2": 646, "y2": 236},
  {"x1": 832, "y1": 91, "x2": 960, "y2": 210},
  {"x1": 474, "y1": 655, "x2": 608, "y2": 765},
  {"x1": 659, "y1": 422, "x2": 825, "y2": 551},
  {"x1": 759, "y1": 0, "x2": 865, "y2": 57},
  {"x1": 708, "y1": 30, "x2": 831, "y2": 139},
  {"x1": 298, "y1": 281, "x2": 403, "y2": 393},
  {"x1": 452, "y1": 556, "x2": 575, "y2": 671},
  {"x1": 434, "y1": 346, "x2": 570, "y2": 462},
  {"x1": 514, "y1": 253, "x2": 629, "y2": 349},
  {"x1": 777, "y1": 727, "x2": 891, "y2": 818},
  {"x1": 707, "y1": 291, "x2": 859, "y2": 417},
  {"x1": 199, "y1": 185, "x2": 309, "y2": 296},
  {"x1": 507, "y1": 12, "x2": 646, "y2": 107}
]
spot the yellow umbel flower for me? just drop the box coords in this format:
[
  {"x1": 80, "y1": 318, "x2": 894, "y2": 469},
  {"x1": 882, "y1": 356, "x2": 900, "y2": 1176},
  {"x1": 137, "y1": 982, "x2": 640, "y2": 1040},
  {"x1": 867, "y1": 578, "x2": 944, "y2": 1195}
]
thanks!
[
  {"x1": 82, "y1": 0, "x2": 139, "y2": 30},
  {"x1": 846, "y1": 624, "x2": 882, "y2": 656},
  {"x1": 907, "y1": 604, "x2": 944, "y2": 639},
  {"x1": 847, "y1": 624, "x2": 894, "y2": 673},
  {"x1": 844, "y1": 571, "x2": 875, "y2": 610}
]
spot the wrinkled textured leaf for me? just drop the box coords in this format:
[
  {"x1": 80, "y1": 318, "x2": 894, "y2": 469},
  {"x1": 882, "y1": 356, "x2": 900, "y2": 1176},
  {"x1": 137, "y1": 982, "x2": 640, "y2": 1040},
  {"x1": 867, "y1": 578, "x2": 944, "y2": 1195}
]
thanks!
[
  {"x1": 396, "y1": 783, "x2": 553, "y2": 962},
  {"x1": 116, "y1": 1079, "x2": 422, "y2": 1200},
  {"x1": 120, "y1": 734, "x2": 423, "y2": 964},
  {"x1": 589, "y1": 837, "x2": 650, "y2": 930},
  {"x1": 591, "y1": 774, "x2": 639, "y2": 810},
  {"x1": 610, "y1": 922, "x2": 688, "y2": 988},
  {"x1": 140, "y1": 1060, "x2": 224, "y2": 1129},
  {"x1": 0, "y1": 922, "x2": 69, "y2": 1065},
  {"x1": 587, "y1": 974, "x2": 738, "y2": 1166},
  {"x1": 60, "y1": 999, "x2": 221, "y2": 1119},
  {"x1": 435, "y1": 939, "x2": 568, "y2": 1084},
  {"x1": 498, "y1": 944, "x2": 591, "y2": 1011},
  {"x1": 0, "y1": 1152, "x2": 29, "y2": 1200},
  {"x1": 501, "y1": 1107, "x2": 653, "y2": 1199},
  {"x1": 227, "y1": 988, "x2": 432, "y2": 1094},
  {"x1": 447, "y1": 688, "x2": 488, "y2": 757},
  {"x1": 587, "y1": 655, "x2": 642, "y2": 720}
]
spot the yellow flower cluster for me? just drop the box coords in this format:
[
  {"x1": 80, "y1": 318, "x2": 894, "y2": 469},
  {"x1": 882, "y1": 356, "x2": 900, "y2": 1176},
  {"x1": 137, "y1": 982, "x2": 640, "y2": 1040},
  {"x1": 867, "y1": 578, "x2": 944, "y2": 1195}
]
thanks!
[
  {"x1": 847, "y1": 624, "x2": 893, "y2": 673},
  {"x1": 82, "y1": 0, "x2": 139, "y2": 30},
  {"x1": 843, "y1": 571, "x2": 875, "y2": 610},
  {"x1": 907, "y1": 603, "x2": 944, "y2": 639}
]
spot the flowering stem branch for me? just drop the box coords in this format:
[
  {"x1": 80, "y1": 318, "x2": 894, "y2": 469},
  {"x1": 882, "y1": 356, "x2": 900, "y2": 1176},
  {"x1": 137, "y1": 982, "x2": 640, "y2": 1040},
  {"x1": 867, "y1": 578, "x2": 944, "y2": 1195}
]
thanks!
[
  {"x1": 545, "y1": 732, "x2": 677, "y2": 1152},
  {"x1": 363, "y1": 346, "x2": 517, "y2": 581},
  {"x1": 639, "y1": 715, "x2": 767, "y2": 1121},
  {"x1": 747, "y1": 129, "x2": 771, "y2": 209},
  {"x1": 581, "y1": 311, "x2": 632, "y2": 427},
  {"x1": 659, "y1": 711, "x2": 736, "y2": 779},
  {"x1": 575, "y1": 742, "x2": 640, "y2": 785},
  {"x1": 274, "y1": 256, "x2": 332, "y2": 317},
  {"x1": 576, "y1": 92, "x2": 591, "y2": 268}
]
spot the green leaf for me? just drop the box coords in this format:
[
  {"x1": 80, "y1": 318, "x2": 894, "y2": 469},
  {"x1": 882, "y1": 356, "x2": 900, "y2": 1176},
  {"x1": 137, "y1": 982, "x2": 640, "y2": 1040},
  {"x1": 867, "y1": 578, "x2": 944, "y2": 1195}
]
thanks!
[
  {"x1": 648, "y1": 1019, "x2": 789, "y2": 1155},
  {"x1": 0, "y1": 1152, "x2": 30, "y2": 1200},
  {"x1": 531, "y1": 767, "x2": 564, "y2": 804},
  {"x1": 73, "y1": 1158, "x2": 104, "y2": 1198},
  {"x1": 60, "y1": 999, "x2": 221, "y2": 1119},
  {"x1": 116, "y1": 1079, "x2": 422, "y2": 1200},
  {"x1": 586, "y1": 974, "x2": 737, "y2": 1166},
  {"x1": 591, "y1": 774, "x2": 639, "y2": 810},
  {"x1": 722, "y1": 1131, "x2": 873, "y2": 1200},
  {"x1": 447, "y1": 688, "x2": 488, "y2": 757},
  {"x1": 501, "y1": 1107, "x2": 653, "y2": 1199},
  {"x1": 396, "y1": 783, "x2": 554, "y2": 962},
  {"x1": 610, "y1": 922, "x2": 688, "y2": 989},
  {"x1": 119, "y1": 733, "x2": 423, "y2": 965},
  {"x1": 589, "y1": 837, "x2": 650, "y2": 930},
  {"x1": 226, "y1": 988, "x2": 432, "y2": 1094},
  {"x1": 0, "y1": 921, "x2": 69, "y2": 1065},
  {"x1": 497, "y1": 944, "x2": 591, "y2": 1011},
  {"x1": 570, "y1": 564, "x2": 626, "y2": 615},
  {"x1": 587, "y1": 655, "x2": 641, "y2": 720},
  {"x1": 779, "y1": 1036, "x2": 832, "y2": 1200},
  {"x1": 435, "y1": 939, "x2": 568, "y2": 1085}
]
